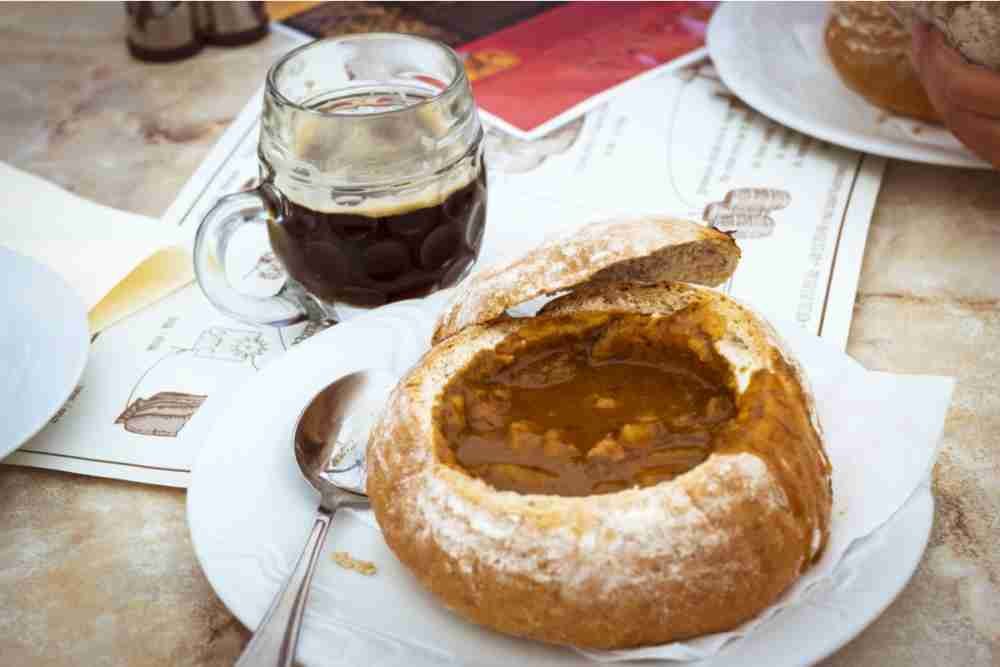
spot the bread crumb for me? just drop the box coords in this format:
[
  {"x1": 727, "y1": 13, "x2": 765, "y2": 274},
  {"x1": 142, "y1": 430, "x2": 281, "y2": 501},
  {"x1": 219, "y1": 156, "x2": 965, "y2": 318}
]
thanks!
[{"x1": 332, "y1": 551, "x2": 377, "y2": 576}]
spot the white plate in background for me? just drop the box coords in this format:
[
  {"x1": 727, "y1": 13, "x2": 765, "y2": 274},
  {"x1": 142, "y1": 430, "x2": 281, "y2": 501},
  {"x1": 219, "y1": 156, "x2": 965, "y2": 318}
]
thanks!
[
  {"x1": 0, "y1": 246, "x2": 89, "y2": 457},
  {"x1": 708, "y1": 1, "x2": 991, "y2": 169}
]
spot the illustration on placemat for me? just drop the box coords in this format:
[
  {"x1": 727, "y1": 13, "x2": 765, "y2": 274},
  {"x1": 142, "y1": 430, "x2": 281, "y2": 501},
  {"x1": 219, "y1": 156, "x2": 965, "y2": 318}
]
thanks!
[
  {"x1": 192, "y1": 326, "x2": 269, "y2": 370},
  {"x1": 666, "y1": 60, "x2": 742, "y2": 211},
  {"x1": 485, "y1": 117, "x2": 585, "y2": 174},
  {"x1": 703, "y1": 187, "x2": 791, "y2": 239},
  {"x1": 116, "y1": 327, "x2": 272, "y2": 437},
  {"x1": 463, "y1": 48, "x2": 521, "y2": 82},
  {"x1": 114, "y1": 391, "x2": 207, "y2": 438}
]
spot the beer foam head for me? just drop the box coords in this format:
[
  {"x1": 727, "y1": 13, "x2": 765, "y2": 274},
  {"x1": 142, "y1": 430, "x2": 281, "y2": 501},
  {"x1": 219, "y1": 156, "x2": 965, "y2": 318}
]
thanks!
[{"x1": 276, "y1": 154, "x2": 480, "y2": 218}]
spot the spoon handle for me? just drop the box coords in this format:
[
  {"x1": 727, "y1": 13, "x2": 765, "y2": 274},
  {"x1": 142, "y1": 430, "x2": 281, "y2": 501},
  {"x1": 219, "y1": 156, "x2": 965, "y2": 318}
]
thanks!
[{"x1": 235, "y1": 508, "x2": 333, "y2": 667}]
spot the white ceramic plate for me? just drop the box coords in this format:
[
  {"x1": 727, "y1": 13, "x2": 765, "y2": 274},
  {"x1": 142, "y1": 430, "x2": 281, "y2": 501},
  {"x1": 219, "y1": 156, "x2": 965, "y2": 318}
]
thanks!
[
  {"x1": 707, "y1": 1, "x2": 991, "y2": 169},
  {"x1": 188, "y1": 297, "x2": 933, "y2": 667},
  {"x1": 0, "y1": 246, "x2": 89, "y2": 458}
]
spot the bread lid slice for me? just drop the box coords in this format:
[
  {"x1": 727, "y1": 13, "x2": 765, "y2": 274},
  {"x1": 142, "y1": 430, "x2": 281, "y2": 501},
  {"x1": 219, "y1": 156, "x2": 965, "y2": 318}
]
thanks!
[{"x1": 432, "y1": 215, "x2": 740, "y2": 343}]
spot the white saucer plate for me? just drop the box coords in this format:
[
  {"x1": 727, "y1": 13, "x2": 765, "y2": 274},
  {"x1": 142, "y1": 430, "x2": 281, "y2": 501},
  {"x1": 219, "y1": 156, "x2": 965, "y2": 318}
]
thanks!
[
  {"x1": 188, "y1": 298, "x2": 932, "y2": 666},
  {"x1": 0, "y1": 246, "x2": 89, "y2": 458},
  {"x1": 707, "y1": 1, "x2": 991, "y2": 169}
]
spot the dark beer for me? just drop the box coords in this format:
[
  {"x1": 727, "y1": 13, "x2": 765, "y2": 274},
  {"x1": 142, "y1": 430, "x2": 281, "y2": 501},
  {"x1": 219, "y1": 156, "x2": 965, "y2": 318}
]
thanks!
[
  {"x1": 195, "y1": 35, "x2": 486, "y2": 325},
  {"x1": 267, "y1": 165, "x2": 486, "y2": 307}
]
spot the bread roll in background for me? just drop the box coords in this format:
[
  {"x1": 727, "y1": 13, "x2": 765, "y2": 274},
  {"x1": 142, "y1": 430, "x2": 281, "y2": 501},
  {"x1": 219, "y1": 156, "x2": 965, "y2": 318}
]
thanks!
[
  {"x1": 890, "y1": 1, "x2": 1000, "y2": 71},
  {"x1": 825, "y1": 1, "x2": 940, "y2": 123}
]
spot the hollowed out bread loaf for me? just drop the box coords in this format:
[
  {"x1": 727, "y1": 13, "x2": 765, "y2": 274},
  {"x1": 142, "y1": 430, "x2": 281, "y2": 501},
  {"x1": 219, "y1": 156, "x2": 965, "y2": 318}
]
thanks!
[{"x1": 367, "y1": 279, "x2": 832, "y2": 648}]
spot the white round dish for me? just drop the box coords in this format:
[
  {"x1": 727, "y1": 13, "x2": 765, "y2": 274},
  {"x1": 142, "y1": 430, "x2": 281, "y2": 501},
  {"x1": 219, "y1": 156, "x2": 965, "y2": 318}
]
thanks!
[
  {"x1": 188, "y1": 297, "x2": 933, "y2": 666},
  {"x1": 0, "y1": 246, "x2": 89, "y2": 458},
  {"x1": 707, "y1": 1, "x2": 992, "y2": 169}
]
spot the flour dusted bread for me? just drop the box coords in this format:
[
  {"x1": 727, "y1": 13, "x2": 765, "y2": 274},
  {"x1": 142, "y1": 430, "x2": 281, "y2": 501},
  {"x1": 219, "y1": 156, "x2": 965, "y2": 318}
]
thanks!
[
  {"x1": 367, "y1": 217, "x2": 831, "y2": 649},
  {"x1": 826, "y1": 1, "x2": 1000, "y2": 121},
  {"x1": 825, "y1": 1, "x2": 940, "y2": 122},
  {"x1": 891, "y1": 1, "x2": 1000, "y2": 71}
]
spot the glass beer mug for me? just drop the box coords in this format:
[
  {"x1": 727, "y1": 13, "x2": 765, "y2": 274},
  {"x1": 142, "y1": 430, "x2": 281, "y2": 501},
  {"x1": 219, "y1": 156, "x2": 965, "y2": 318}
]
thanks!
[{"x1": 194, "y1": 34, "x2": 487, "y2": 325}]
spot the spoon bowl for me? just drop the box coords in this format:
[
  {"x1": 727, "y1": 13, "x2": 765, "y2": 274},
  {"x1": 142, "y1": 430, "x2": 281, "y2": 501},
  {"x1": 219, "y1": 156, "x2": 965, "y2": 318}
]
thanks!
[{"x1": 294, "y1": 369, "x2": 397, "y2": 498}]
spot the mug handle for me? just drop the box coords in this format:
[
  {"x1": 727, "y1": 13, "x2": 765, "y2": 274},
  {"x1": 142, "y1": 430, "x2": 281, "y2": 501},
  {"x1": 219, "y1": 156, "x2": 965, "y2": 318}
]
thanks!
[{"x1": 193, "y1": 184, "x2": 321, "y2": 327}]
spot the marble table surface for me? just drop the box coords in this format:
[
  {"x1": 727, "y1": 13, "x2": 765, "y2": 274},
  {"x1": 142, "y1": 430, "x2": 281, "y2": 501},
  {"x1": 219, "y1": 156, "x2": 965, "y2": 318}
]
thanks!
[{"x1": 1, "y1": 3, "x2": 998, "y2": 665}]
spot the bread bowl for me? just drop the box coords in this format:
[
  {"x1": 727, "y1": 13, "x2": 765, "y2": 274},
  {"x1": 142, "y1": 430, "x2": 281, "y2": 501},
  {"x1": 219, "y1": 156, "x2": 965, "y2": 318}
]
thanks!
[{"x1": 367, "y1": 216, "x2": 832, "y2": 649}]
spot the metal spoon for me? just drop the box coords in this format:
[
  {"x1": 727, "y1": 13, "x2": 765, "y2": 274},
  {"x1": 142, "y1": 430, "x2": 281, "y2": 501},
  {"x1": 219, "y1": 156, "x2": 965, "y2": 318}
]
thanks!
[{"x1": 235, "y1": 369, "x2": 395, "y2": 667}]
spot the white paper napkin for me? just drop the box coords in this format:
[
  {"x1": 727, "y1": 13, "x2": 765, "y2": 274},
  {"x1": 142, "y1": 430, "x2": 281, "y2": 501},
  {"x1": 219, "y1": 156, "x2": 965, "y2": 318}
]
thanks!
[{"x1": 0, "y1": 161, "x2": 192, "y2": 333}]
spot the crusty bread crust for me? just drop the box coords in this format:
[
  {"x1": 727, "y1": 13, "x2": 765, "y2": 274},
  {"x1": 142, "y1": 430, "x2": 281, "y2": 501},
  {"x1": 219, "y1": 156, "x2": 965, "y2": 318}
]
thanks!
[
  {"x1": 891, "y1": 1, "x2": 1000, "y2": 70},
  {"x1": 367, "y1": 282, "x2": 832, "y2": 649},
  {"x1": 825, "y1": 1, "x2": 941, "y2": 123},
  {"x1": 432, "y1": 216, "x2": 739, "y2": 344}
]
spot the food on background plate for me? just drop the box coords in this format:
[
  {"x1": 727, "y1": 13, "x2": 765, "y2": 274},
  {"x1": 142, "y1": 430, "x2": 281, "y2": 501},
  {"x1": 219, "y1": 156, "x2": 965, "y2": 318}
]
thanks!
[
  {"x1": 825, "y1": 1, "x2": 940, "y2": 123},
  {"x1": 366, "y1": 217, "x2": 833, "y2": 649},
  {"x1": 890, "y1": 1, "x2": 1000, "y2": 71}
]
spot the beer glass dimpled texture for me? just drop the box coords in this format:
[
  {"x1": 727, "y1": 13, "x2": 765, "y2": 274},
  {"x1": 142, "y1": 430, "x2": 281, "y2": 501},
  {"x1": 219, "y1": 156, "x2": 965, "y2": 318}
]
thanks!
[{"x1": 194, "y1": 34, "x2": 486, "y2": 325}]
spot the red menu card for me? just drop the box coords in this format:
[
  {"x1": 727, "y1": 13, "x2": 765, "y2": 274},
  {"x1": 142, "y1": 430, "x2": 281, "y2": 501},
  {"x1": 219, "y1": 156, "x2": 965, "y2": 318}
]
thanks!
[
  {"x1": 279, "y1": 1, "x2": 716, "y2": 140},
  {"x1": 458, "y1": 2, "x2": 715, "y2": 138}
]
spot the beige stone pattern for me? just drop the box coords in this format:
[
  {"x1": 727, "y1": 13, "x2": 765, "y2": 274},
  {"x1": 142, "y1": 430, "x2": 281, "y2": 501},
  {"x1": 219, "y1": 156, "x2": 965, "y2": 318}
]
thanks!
[
  {"x1": 0, "y1": 3, "x2": 998, "y2": 665},
  {"x1": 827, "y1": 161, "x2": 1000, "y2": 665}
]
